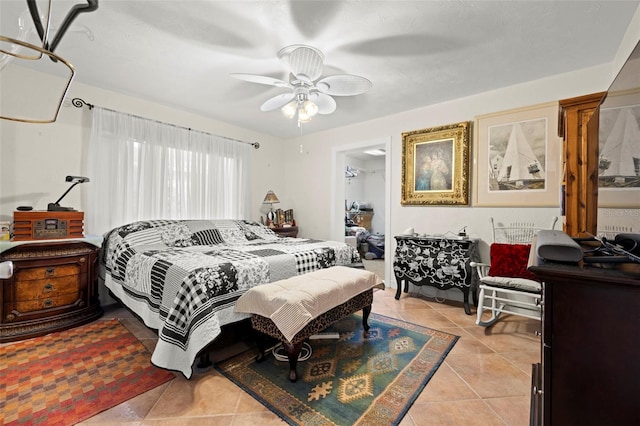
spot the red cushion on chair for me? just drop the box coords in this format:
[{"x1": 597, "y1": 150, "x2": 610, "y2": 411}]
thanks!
[{"x1": 488, "y1": 243, "x2": 539, "y2": 282}]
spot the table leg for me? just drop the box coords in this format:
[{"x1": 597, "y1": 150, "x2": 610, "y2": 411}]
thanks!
[
  {"x1": 284, "y1": 341, "x2": 304, "y2": 382},
  {"x1": 362, "y1": 305, "x2": 371, "y2": 336},
  {"x1": 394, "y1": 276, "x2": 402, "y2": 299},
  {"x1": 463, "y1": 289, "x2": 471, "y2": 315}
]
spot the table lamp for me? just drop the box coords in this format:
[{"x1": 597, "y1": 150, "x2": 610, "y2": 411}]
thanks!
[{"x1": 263, "y1": 190, "x2": 280, "y2": 226}]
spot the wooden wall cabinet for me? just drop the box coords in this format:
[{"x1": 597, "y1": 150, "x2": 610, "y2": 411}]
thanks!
[
  {"x1": 0, "y1": 240, "x2": 103, "y2": 342},
  {"x1": 558, "y1": 92, "x2": 605, "y2": 237}
]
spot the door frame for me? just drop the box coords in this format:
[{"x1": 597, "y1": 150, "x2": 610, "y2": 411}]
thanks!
[{"x1": 330, "y1": 136, "x2": 393, "y2": 288}]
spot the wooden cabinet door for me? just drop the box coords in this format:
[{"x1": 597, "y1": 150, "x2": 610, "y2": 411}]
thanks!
[{"x1": 559, "y1": 92, "x2": 605, "y2": 237}]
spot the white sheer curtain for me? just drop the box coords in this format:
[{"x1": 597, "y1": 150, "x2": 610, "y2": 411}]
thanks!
[{"x1": 86, "y1": 107, "x2": 252, "y2": 235}]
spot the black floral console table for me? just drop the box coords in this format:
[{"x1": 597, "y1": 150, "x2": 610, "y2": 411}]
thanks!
[{"x1": 393, "y1": 236, "x2": 479, "y2": 314}]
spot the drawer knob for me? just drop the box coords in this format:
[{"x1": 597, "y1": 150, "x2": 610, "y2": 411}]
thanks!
[
  {"x1": 44, "y1": 283, "x2": 54, "y2": 292},
  {"x1": 79, "y1": 257, "x2": 86, "y2": 263},
  {"x1": 43, "y1": 299, "x2": 53, "y2": 308},
  {"x1": 534, "y1": 330, "x2": 542, "y2": 337},
  {"x1": 45, "y1": 268, "x2": 55, "y2": 277}
]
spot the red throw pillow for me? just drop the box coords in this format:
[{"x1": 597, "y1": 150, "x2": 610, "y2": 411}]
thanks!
[{"x1": 488, "y1": 243, "x2": 539, "y2": 282}]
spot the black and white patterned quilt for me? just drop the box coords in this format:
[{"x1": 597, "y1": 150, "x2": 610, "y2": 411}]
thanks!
[{"x1": 100, "y1": 219, "x2": 361, "y2": 378}]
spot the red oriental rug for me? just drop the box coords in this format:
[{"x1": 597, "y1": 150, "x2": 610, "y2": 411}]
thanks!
[{"x1": 0, "y1": 319, "x2": 175, "y2": 425}]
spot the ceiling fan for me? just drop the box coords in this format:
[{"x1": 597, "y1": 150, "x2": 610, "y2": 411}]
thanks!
[{"x1": 231, "y1": 44, "x2": 372, "y2": 125}]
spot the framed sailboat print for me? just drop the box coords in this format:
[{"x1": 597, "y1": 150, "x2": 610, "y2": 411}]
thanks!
[
  {"x1": 597, "y1": 103, "x2": 640, "y2": 207},
  {"x1": 473, "y1": 102, "x2": 562, "y2": 206}
]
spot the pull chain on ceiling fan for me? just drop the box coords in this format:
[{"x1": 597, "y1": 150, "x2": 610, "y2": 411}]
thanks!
[{"x1": 231, "y1": 44, "x2": 372, "y2": 126}]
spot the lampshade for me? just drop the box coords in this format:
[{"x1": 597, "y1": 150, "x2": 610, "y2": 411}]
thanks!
[
  {"x1": 280, "y1": 92, "x2": 318, "y2": 125},
  {"x1": 262, "y1": 190, "x2": 280, "y2": 205},
  {"x1": 281, "y1": 101, "x2": 297, "y2": 119},
  {"x1": 302, "y1": 100, "x2": 318, "y2": 117}
]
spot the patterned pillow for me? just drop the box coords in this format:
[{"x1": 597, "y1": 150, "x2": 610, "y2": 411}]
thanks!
[
  {"x1": 191, "y1": 229, "x2": 225, "y2": 245},
  {"x1": 488, "y1": 243, "x2": 539, "y2": 282},
  {"x1": 160, "y1": 224, "x2": 194, "y2": 247}
]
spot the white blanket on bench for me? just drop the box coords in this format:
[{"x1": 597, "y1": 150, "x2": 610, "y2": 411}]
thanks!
[{"x1": 235, "y1": 266, "x2": 383, "y2": 342}]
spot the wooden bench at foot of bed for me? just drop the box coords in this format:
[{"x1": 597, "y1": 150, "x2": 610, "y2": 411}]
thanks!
[{"x1": 235, "y1": 266, "x2": 383, "y2": 382}]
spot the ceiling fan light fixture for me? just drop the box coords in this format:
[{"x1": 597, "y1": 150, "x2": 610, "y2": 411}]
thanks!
[
  {"x1": 302, "y1": 100, "x2": 318, "y2": 117},
  {"x1": 281, "y1": 101, "x2": 297, "y2": 119},
  {"x1": 297, "y1": 108, "x2": 312, "y2": 123},
  {"x1": 234, "y1": 44, "x2": 372, "y2": 127}
]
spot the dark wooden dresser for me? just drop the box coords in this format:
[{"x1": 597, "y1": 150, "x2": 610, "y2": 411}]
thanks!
[
  {"x1": 529, "y1": 261, "x2": 640, "y2": 426},
  {"x1": 0, "y1": 240, "x2": 103, "y2": 342},
  {"x1": 272, "y1": 226, "x2": 298, "y2": 238}
]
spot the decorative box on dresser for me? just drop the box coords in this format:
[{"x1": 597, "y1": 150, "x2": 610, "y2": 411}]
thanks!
[
  {"x1": 0, "y1": 239, "x2": 103, "y2": 342},
  {"x1": 528, "y1": 261, "x2": 640, "y2": 426}
]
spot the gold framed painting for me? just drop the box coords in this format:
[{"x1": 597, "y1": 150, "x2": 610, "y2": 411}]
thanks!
[
  {"x1": 401, "y1": 121, "x2": 471, "y2": 205},
  {"x1": 473, "y1": 102, "x2": 562, "y2": 206}
]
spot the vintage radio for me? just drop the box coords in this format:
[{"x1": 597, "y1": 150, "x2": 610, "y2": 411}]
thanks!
[{"x1": 12, "y1": 211, "x2": 84, "y2": 241}]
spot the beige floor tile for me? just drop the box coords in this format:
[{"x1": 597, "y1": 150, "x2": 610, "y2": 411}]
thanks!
[
  {"x1": 414, "y1": 363, "x2": 478, "y2": 403},
  {"x1": 445, "y1": 353, "x2": 530, "y2": 398},
  {"x1": 397, "y1": 309, "x2": 459, "y2": 329},
  {"x1": 230, "y1": 412, "x2": 288, "y2": 425},
  {"x1": 485, "y1": 395, "x2": 532, "y2": 426},
  {"x1": 464, "y1": 319, "x2": 540, "y2": 354},
  {"x1": 147, "y1": 371, "x2": 243, "y2": 418},
  {"x1": 234, "y1": 392, "x2": 271, "y2": 414},
  {"x1": 78, "y1": 382, "x2": 171, "y2": 424},
  {"x1": 409, "y1": 400, "x2": 506, "y2": 426},
  {"x1": 441, "y1": 328, "x2": 495, "y2": 356},
  {"x1": 500, "y1": 350, "x2": 541, "y2": 375},
  {"x1": 143, "y1": 416, "x2": 235, "y2": 425}
]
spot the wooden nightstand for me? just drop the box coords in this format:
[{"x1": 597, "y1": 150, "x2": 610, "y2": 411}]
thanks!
[
  {"x1": 0, "y1": 239, "x2": 103, "y2": 342},
  {"x1": 271, "y1": 226, "x2": 298, "y2": 238}
]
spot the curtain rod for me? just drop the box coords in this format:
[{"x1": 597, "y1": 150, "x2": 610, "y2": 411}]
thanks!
[{"x1": 71, "y1": 97, "x2": 260, "y2": 149}]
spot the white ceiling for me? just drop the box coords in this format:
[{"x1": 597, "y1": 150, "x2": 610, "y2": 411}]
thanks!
[{"x1": 1, "y1": 0, "x2": 639, "y2": 139}]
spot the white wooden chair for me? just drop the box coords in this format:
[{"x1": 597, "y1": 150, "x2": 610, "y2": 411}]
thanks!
[{"x1": 472, "y1": 217, "x2": 558, "y2": 327}]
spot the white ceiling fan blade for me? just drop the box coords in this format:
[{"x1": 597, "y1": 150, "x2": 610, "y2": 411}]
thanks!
[
  {"x1": 310, "y1": 92, "x2": 337, "y2": 114},
  {"x1": 260, "y1": 93, "x2": 295, "y2": 111},
  {"x1": 316, "y1": 74, "x2": 372, "y2": 96},
  {"x1": 278, "y1": 45, "x2": 324, "y2": 81},
  {"x1": 230, "y1": 73, "x2": 290, "y2": 88}
]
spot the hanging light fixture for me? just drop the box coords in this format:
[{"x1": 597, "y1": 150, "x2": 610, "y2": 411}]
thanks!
[
  {"x1": 280, "y1": 87, "x2": 318, "y2": 126},
  {"x1": 0, "y1": 0, "x2": 98, "y2": 124}
]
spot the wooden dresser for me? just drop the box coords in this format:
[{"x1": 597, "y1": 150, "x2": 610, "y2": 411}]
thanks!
[
  {"x1": 529, "y1": 261, "x2": 640, "y2": 426},
  {"x1": 393, "y1": 236, "x2": 479, "y2": 313},
  {"x1": 272, "y1": 226, "x2": 298, "y2": 238},
  {"x1": 0, "y1": 240, "x2": 103, "y2": 342}
]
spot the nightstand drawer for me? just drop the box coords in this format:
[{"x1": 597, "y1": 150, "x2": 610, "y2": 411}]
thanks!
[
  {"x1": 15, "y1": 263, "x2": 83, "y2": 281},
  {"x1": 15, "y1": 275, "x2": 81, "y2": 300},
  {"x1": 11, "y1": 293, "x2": 81, "y2": 313}
]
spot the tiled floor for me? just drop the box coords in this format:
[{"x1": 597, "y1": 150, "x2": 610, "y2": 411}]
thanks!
[{"x1": 80, "y1": 277, "x2": 541, "y2": 426}]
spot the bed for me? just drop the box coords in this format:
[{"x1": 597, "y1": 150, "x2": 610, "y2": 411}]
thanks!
[{"x1": 100, "y1": 219, "x2": 361, "y2": 378}]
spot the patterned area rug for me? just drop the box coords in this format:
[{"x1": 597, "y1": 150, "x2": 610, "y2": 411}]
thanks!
[
  {"x1": 0, "y1": 319, "x2": 175, "y2": 425},
  {"x1": 217, "y1": 313, "x2": 458, "y2": 425}
]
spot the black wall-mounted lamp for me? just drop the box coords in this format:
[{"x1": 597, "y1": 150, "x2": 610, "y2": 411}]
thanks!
[{"x1": 48, "y1": 175, "x2": 90, "y2": 211}]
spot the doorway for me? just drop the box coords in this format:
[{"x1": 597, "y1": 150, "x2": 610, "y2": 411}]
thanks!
[{"x1": 330, "y1": 137, "x2": 392, "y2": 288}]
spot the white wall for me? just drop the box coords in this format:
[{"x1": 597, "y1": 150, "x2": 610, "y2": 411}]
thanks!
[
  {"x1": 0, "y1": 69, "x2": 285, "y2": 231},
  {"x1": 282, "y1": 63, "x2": 617, "y2": 299}
]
